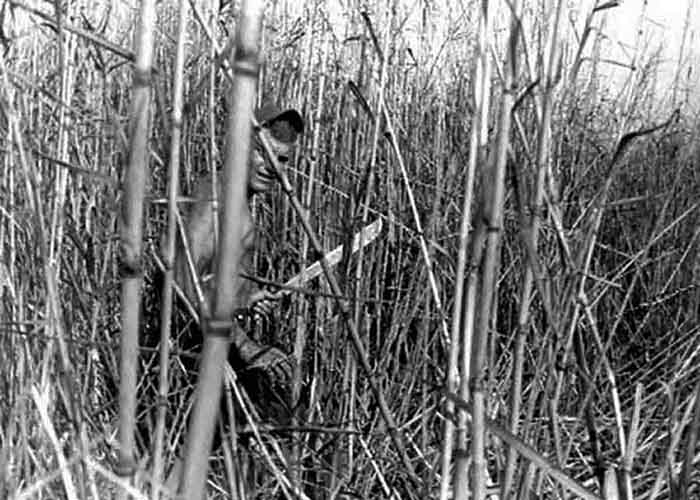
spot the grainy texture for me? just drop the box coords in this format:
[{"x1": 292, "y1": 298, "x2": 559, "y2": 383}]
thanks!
[{"x1": 1, "y1": 1, "x2": 699, "y2": 499}]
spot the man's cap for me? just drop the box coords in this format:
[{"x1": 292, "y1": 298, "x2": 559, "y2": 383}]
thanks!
[{"x1": 255, "y1": 102, "x2": 304, "y2": 143}]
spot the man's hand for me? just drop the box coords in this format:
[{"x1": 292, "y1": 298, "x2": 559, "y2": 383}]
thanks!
[
  {"x1": 230, "y1": 332, "x2": 295, "y2": 424},
  {"x1": 246, "y1": 345, "x2": 294, "y2": 383},
  {"x1": 247, "y1": 289, "x2": 284, "y2": 318},
  {"x1": 232, "y1": 333, "x2": 293, "y2": 385}
]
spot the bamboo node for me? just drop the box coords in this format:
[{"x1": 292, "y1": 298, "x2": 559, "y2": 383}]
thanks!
[
  {"x1": 469, "y1": 376, "x2": 487, "y2": 393},
  {"x1": 132, "y1": 66, "x2": 151, "y2": 88},
  {"x1": 232, "y1": 57, "x2": 259, "y2": 78},
  {"x1": 205, "y1": 318, "x2": 235, "y2": 338},
  {"x1": 118, "y1": 248, "x2": 143, "y2": 277},
  {"x1": 113, "y1": 457, "x2": 137, "y2": 478}
]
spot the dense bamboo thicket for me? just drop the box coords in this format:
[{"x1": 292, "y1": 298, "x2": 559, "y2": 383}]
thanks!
[{"x1": 1, "y1": 1, "x2": 698, "y2": 499}]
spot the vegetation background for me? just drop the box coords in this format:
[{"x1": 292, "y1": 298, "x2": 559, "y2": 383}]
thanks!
[{"x1": 0, "y1": 0, "x2": 698, "y2": 498}]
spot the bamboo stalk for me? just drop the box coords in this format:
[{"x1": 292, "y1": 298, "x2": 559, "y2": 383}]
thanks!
[
  {"x1": 468, "y1": 0, "x2": 520, "y2": 496},
  {"x1": 505, "y1": 1, "x2": 565, "y2": 495},
  {"x1": 291, "y1": 33, "x2": 328, "y2": 489},
  {"x1": 448, "y1": 392, "x2": 601, "y2": 500},
  {"x1": 179, "y1": 2, "x2": 264, "y2": 498},
  {"x1": 151, "y1": 0, "x2": 188, "y2": 497},
  {"x1": 678, "y1": 379, "x2": 700, "y2": 499},
  {"x1": 441, "y1": 0, "x2": 490, "y2": 494},
  {"x1": 116, "y1": 0, "x2": 156, "y2": 493}
]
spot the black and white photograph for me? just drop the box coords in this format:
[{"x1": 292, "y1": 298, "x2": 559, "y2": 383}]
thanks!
[{"x1": 0, "y1": 0, "x2": 698, "y2": 498}]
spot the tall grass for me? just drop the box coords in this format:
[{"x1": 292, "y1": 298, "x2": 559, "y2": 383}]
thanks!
[{"x1": 1, "y1": 1, "x2": 698, "y2": 499}]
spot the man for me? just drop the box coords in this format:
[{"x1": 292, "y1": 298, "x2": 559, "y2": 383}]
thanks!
[{"x1": 174, "y1": 101, "x2": 304, "y2": 421}]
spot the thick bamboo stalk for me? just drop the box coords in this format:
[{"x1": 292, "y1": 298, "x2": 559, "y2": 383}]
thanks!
[
  {"x1": 451, "y1": 3, "x2": 493, "y2": 499},
  {"x1": 116, "y1": 0, "x2": 156, "y2": 492},
  {"x1": 178, "y1": 2, "x2": 264, "y2": 498},
  {"x1": 469, "y1": 0, "x2": 522, "y2": 497}
]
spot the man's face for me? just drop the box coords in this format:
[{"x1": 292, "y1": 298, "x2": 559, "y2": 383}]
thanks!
[{"x1": 248, "y1": 130, "x2": 294, "y2": 195}]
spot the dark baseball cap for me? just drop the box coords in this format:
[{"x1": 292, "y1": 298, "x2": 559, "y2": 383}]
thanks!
[{"x1": 255, "y1": 102, "x2": 304, "y2": 143}]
